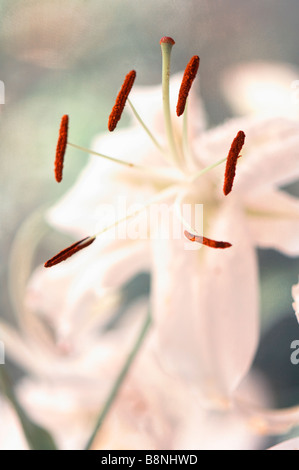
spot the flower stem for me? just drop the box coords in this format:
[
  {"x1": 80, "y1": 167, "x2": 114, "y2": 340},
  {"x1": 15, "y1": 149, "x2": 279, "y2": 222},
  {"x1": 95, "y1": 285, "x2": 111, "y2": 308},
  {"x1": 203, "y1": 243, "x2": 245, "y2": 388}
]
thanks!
[
  {"x1": 92, "y1": 183, "x2": 179, "y2": 239},
  {"x1": 84, "y1": 309, "x2": 152, "y2": 450}
]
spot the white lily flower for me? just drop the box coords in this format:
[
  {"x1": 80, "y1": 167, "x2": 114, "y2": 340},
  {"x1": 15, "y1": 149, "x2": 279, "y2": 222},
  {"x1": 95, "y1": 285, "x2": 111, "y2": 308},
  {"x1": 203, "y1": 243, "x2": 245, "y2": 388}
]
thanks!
[
  {"x1": 2, "y1": 37, "x2": 299, "y2": 447},
  {"x1": 45, "y1": 38, "x2": 299, "y2": 406}
]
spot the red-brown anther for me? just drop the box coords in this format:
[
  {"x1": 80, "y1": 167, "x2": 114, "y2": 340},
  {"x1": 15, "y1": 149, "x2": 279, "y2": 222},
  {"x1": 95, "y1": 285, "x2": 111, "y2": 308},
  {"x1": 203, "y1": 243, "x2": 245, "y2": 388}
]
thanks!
[
  {"x1": 176, "y1": 55, "x2": 200, "y2": 116},
  {"x1": 184, "y1": 230, "x2": 232, "y2": 249},
  {"x1": 223, "y1": 130, "x2": 245, "y2": 196},
  {"x1": 108, "y1": 70, "x2": 136, "y2": 132},
  {"x1": 54, "y1": 114, "x2": 68, "y2": 183},
  {"x1": 159, "y1": 37, "x2": 175, "y2": 45},
  {"x1": 44, "y1": 236, "x2": 96, "y2": 268}
]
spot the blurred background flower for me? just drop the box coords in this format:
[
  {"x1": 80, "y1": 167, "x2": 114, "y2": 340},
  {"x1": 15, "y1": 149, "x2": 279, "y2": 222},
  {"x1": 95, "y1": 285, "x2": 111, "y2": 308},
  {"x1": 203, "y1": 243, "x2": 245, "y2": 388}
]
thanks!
[{"x1": 1, "y1": 0, "x2": 299, "y2": 450}]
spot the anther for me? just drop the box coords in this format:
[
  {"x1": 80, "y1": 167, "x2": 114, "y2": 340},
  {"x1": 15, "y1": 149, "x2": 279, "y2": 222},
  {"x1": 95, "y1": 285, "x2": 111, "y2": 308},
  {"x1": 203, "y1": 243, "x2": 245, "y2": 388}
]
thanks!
[
  {"x1": 54, "y1": 115, "x2": 68, "y2": 183},
  {"x1": 223, "y1": 130, "x2": 245, "y2": 196},
  {"x1": 108, "y1": 70, "x2": 136, "y2": 132},
  {"x1": 184, "y1": 230, "x2": 232, "y2": 249},
  {"x1": 176, "y1": 55, "x2": 200, "y2": 116},
  {"x1": 44, "y1": 236, "x2": 96, "y2": 268}
]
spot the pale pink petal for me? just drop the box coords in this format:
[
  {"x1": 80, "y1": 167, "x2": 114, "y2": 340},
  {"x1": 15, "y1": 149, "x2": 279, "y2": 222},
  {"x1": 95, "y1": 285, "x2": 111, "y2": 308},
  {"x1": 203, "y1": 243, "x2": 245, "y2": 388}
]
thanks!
[
  {"x1": 221, "y1": 61, "x2": 299, "y2": 119},
  {"x1": 194, "y1": 117, "x2": 299, "y2": 196},
  {"x1": 25, "y1": 263, "x2": 120, "y2": 342},
  {"x1": 245, "y1": 189, "x2": 299, "y2": 256},
  {"x1": 68, "y1": 239, "x2": 150, "y2": 300},
  {"x1": 269, "y1": 437, "x2": 299, "y2": 450},
  {"x1": 235, "y1": 398, "x2": 299, "y2": 435},
  {"x1": 0, "y1": 321, "x2": 47, "y2": 377},
  {"x1": 47, "y1": 126, "x2": 162, "y2": 237},
  {"x1": 150, "y1": 201, "x2": 259, "y2": 408},
  {"x1": 17, "y1": 379, "x2": 103, "y2": 450},
  {"x1": 0, "y1": 397, "x2": 28, "y2": 450}
]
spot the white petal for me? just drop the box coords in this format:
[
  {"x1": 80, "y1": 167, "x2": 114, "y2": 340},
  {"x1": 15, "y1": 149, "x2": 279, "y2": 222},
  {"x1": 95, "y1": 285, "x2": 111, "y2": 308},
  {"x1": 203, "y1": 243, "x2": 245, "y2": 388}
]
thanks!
[
  {"x1": 194, "y1": 116, "x2": 299, "y2": 195},
  {"x1": 221, "y1": 61, "x2": 299, "y2": 119},
  {"x1": 0, "y1": 321, "x2": 46, "y2": 376},
  {"x1": 150, "y1": 201, "x2": 259, "y2": 407},
  {"x1": 0, "y1": 397, "x2": 28, "y2": 450},
  {"x1": 268, "y1": 437, "x2": 299, "y2": 450},
  {"x1": 235, "y1": 398, "x2": 299, "y2": 435},
  {"x1": 63, "y1": 238, "x2": 150, "y2": 301},
  {"x1": 246, "y1": 189, "x2": 299, "y2": 256},
  {"x1": 47, "y1": 126, "x2": 160, "y2": 237}
]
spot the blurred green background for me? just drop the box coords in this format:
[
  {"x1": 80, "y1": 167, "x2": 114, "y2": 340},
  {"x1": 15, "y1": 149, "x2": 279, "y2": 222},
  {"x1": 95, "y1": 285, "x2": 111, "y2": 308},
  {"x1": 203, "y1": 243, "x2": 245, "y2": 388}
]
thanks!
[{"x1": 1, "y1": 0, "x2": 299, "y2": 448}]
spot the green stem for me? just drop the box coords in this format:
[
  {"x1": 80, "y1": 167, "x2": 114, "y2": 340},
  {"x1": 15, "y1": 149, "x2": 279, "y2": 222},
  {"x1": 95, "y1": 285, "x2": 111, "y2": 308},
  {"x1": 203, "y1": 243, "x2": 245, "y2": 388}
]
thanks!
[{"x1": 84, "y1": 310, "x2": 152, "y2": 450}]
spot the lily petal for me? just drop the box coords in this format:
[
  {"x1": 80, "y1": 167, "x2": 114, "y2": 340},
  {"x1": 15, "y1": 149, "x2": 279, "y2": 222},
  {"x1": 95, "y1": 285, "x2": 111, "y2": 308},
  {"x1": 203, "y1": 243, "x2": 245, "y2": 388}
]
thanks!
[
  {"x1": 150, "y1": 201, "x2": 259, "y2": 408},
  {"x1": 268, "y1": 436, "x2": 299, "y2": 450},
  {"x1": 47, "y1": 126, "x2": 161, "y2": 237},
  {"x1": 235, "y1": 398, "x2": 299, "y2": 435},
  {"x1": 246, "y1": 189, "x2": 299, "y2": 256},
  {"x1": 194, "y1": 117, "x2": 299, "y2": 196}
]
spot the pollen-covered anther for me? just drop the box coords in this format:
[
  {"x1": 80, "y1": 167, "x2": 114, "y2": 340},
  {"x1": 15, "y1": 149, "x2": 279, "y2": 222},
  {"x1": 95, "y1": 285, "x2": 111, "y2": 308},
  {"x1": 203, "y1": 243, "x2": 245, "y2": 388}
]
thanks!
[
  {"x1": 223, "y1": 130, "x2": 245, "y2": 196},
  {"x1": 108, "y1": 70, "x2": 136, "y2": 132},
  {"x1": 176, "y1": 55, "x2": 200, "y2": 116},
  {"x1": 184, "y1": 230, "x2": 232, "y2": 249},
  {"x1": 54, "y1": 114, "x2": 69, "y2": 183},
  {"x1": 44, "y1": 236, "x2": 96, "y2": 268}
]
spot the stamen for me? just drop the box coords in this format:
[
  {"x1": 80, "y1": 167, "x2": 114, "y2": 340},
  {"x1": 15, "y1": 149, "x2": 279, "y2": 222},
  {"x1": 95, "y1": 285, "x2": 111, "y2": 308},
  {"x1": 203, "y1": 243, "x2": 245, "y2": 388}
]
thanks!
[
  {"x1": 223, "y1": 130, "x2": 245, "y2": 196},
  {"x1": 127, "y1": 99, "x2": 164, "y2": 152},
  {"x1": 54, "y1": 115, "x2": 68, "y2": 182},
  {"x1": 44, "y1": 236, "x2": 95, "y2": 268},
  {"x1": 108, "y1": 70, "x2": 136, "y2": 132},
  {"x1": 184, "y1": 230, "x2": 232, "y2": 249},
  {"x1": 176, "y1": 55, "x2": 200, "y2": 117}
]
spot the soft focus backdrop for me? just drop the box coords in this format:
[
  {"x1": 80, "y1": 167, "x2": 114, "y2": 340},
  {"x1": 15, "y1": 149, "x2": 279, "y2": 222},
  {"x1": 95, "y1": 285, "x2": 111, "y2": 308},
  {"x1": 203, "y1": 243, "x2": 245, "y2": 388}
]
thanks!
[{"x1": 1, "y1": 0, "x2": 299, "y2": 449}]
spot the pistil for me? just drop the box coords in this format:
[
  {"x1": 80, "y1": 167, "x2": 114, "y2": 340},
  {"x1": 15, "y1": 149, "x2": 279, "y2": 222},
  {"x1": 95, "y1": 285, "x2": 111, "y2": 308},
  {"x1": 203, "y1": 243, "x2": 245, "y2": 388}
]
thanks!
[{"x1": 160, "y1": 37, "x2": 181, "y2": 166}]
